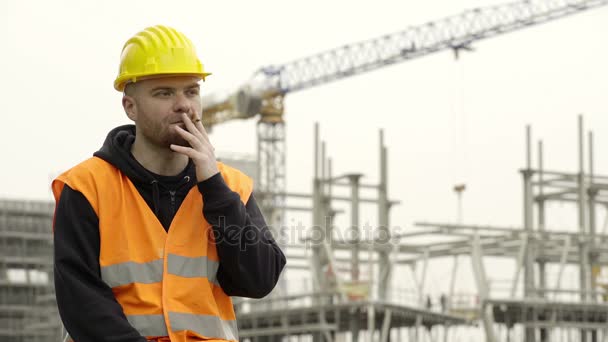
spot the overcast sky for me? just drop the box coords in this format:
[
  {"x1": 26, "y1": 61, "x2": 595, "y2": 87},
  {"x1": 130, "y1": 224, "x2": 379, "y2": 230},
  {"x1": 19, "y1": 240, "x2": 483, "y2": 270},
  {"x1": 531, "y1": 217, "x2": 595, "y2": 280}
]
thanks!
[{"x1": 2, "y1": 0, "x2": 608, "y2": 304}]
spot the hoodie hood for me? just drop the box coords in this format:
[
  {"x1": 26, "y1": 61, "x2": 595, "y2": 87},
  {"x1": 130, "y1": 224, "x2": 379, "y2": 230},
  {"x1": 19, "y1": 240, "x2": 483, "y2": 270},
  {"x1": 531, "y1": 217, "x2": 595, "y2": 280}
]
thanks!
[
  {"x1": 94, "y1": 125, "x2": 153, "y2": 185},
  {"x1": 93, "y1": 124, "x2": 196, "y2": 219}
]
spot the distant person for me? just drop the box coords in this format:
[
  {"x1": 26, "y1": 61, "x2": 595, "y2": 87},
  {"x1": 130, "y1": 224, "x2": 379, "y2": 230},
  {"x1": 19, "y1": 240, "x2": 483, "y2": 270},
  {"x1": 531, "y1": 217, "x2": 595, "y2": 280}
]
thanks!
[
  {"x1": 426, "y1": 295, "x2": 432, "y2": 310},
  {"x1": 52, "y1": 25, "x2": 285, "y2": 342},
  {"x1": 440, "y1": 293, "x2": 447, "y2": 312}
]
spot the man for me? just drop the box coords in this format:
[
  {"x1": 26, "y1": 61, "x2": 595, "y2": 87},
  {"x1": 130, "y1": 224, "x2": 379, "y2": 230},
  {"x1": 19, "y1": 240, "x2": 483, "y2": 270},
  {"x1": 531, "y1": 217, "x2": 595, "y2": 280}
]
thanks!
[{"x1": 52, "y1": 25, "x2": 286, "y2": 342}]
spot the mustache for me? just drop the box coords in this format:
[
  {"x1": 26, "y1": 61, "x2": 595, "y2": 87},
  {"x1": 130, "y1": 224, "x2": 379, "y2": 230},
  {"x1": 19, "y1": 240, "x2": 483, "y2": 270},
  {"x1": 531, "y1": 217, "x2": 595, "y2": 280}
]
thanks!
[{"x1": 169, "y1": 113, "x2": 197, "y2": 124}]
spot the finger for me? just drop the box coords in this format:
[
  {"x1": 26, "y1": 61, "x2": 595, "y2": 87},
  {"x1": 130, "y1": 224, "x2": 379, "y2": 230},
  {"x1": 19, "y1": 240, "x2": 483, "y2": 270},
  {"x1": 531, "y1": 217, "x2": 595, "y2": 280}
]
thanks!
[
  {"x1": 170, "y1": 144, "x2": 211, "y2": 161},
  {"x1": 174, "y1": 125, "x2": 204, "y2": 150},
  {"x1": 174, "y1": 125, "x2": 215, "y2": 153},
  {"x1": 181, "y1": 112, "x2": 204, "y2": 140},
  {"x1": 185, "y1": 112, "x2": 212, "y2": 146},
  {"x1": 192, "y1": 113, "x2": 211, "y2": 144},
  {"x1": 171, "y1": 144, "x2": 216, "y2": 164},
  {"x1": 169, "y1": 144, "x2": 196, "y2": 158}
]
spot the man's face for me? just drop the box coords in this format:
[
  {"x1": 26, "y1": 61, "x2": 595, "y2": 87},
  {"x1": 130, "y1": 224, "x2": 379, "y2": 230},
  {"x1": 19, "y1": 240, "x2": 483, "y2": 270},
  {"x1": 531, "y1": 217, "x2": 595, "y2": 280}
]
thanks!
[{"x1": 123, "y1": 76, "x2": 202, "y2": 148}]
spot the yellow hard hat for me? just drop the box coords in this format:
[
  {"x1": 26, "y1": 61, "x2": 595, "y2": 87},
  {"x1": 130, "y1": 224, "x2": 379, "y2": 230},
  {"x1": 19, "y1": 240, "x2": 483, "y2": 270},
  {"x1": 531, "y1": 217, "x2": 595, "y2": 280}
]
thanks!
[{"x1": 114, "y1": 25, "x2": 211, "y2": 92}]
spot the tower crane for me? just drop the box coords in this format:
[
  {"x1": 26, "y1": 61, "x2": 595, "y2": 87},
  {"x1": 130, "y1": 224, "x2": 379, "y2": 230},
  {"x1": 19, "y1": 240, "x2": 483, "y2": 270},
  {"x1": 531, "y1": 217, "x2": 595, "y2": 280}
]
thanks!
[
  {"x1": 200, "y1": 4, "x2": 607, "y2": 341},
  {"x1": 201, "y1": 0, "x2": 608, "y2": 236}
]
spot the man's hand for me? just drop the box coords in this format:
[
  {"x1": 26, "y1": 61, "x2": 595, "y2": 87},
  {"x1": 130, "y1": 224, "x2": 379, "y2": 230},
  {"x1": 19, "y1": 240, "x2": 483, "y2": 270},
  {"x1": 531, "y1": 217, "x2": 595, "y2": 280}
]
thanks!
[{"x1": 170, "y1": 112, "x2": 219, "y2": 182}]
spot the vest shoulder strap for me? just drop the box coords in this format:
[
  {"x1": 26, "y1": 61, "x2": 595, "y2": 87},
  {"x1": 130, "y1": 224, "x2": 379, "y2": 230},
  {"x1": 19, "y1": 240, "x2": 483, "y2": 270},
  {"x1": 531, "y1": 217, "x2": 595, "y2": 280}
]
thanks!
[
  {"x1": 52, "y1": 157, "x2": 117, "y2": 215},
  {"x1": 217, "y1": 162, "x2": 254, "y2": 203}
]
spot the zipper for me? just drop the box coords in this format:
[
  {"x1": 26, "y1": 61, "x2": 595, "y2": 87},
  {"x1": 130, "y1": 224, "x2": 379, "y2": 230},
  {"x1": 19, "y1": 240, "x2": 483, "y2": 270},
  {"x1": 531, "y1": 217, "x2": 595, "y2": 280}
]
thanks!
[
  {"x1": 169, "y1": 190, "x2": 176, "y2": 215},
  {"x1": 168, "y1": 176, "x2": 190, "y2": 216}
]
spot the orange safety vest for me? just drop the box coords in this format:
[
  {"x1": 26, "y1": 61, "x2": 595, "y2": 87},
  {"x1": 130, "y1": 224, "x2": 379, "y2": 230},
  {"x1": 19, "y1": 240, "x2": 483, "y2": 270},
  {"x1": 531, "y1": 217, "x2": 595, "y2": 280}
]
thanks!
[{"x1": 52, "y1": 157, "x2": 253, "y2": 342}]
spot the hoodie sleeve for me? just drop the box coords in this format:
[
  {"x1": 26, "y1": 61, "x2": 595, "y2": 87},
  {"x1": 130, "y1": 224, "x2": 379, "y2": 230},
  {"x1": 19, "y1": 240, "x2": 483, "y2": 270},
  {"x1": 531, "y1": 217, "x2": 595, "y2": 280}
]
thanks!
[
  {"x1": 54, "y1": 185, "x2": 147, "y2": 342},
  {"x1": 198, "y1": 173, "x2": 286, "y2": 299}
]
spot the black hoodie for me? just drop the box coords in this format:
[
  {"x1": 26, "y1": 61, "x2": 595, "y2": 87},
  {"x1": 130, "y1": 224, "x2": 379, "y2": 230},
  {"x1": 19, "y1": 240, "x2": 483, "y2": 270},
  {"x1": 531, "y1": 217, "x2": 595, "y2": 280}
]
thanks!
[{"x1": 53, "y1": 125, "x2": 286, "y2": 342}]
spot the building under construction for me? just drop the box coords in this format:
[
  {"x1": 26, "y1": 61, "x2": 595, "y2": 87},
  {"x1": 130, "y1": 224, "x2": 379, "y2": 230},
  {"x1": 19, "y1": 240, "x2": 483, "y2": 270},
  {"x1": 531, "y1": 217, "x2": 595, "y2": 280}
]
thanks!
[
  {"x1": 2, "y1": 1, "x2": 608, "y2": 341},
  {"x1": 0, "y1": 199, "x2": 60, "y2": 342},
  {"x1": 2, "y1": 115, "x2": 608, "y2": 341},
  {"x1": 232, "y1": 115, "x2": 608, "y2": 342}
]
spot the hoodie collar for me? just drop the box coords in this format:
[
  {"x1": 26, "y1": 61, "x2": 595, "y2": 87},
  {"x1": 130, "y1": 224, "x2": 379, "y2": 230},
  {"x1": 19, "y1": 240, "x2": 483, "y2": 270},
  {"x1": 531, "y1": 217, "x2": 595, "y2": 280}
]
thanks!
[
  {"x1": 94, "y1": 124, "x2": 195, "y2": 184},
  {"x1": 93, "y1": 125, "x2": 197, "y2": 215}
]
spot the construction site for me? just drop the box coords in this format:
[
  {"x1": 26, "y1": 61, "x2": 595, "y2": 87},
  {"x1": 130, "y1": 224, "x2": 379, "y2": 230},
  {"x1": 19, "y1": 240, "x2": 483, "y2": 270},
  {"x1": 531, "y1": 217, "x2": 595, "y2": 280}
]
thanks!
[{"x1": 2, "y1": 1, "x2": 608, "y2": 341}]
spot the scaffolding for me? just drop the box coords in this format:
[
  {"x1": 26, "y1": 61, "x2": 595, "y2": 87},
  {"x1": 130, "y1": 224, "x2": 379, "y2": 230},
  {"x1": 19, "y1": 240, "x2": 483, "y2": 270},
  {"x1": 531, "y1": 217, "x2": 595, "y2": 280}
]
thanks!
[
  {"x1": 406, "y1": 115, "x2": 608, "y2": 342},
  {"x1": 236, "y1": 116, "x2": 608, "y2": 342},
  {"x1": 234, "y1": 123, "x2": 473, "y2": 342},
  {"x1": 0, "y1": 199, "x2": 61, "y2": 342}
]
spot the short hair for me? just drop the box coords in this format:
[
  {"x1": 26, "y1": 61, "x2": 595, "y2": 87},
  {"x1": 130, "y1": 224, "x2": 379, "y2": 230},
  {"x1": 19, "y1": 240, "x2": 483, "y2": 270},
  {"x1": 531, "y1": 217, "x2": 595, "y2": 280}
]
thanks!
[{"x1": 123, "y1": 82, "x2": 137, "y2": 97}]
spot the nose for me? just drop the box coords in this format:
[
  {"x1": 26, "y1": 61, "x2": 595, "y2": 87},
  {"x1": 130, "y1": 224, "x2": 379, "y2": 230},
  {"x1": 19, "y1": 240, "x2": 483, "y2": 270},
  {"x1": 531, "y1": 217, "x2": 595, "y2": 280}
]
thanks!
[{"x1": 173, "y1": 91, "x2": 190, "y2": 114}]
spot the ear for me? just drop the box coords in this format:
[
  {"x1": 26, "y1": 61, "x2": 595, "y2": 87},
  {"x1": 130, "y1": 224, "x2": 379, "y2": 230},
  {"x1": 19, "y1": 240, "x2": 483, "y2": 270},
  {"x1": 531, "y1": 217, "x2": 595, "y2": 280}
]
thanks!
[{"x1": 122, "y1": 95, "x2": 137, "y2": 121}]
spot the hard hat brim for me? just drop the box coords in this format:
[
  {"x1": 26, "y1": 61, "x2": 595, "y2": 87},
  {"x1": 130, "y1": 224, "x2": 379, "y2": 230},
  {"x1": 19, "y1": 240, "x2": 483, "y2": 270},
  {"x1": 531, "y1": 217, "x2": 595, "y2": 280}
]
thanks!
[{"x1": 115, "y1": 72, "x2": 212, "y2": 92}]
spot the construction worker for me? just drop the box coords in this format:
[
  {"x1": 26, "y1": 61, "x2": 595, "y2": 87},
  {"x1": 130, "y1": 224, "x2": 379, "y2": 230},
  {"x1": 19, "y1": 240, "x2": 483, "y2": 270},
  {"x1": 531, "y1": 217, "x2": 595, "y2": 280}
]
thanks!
[{"x1": 52, "y1": 25, "x2": 286, "y2": 342}]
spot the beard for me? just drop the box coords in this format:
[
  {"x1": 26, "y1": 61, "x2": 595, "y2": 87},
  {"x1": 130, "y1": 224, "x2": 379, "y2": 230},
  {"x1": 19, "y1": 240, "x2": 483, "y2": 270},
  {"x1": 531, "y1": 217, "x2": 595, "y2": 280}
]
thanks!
[
  {"x1": 139, "y1": 118, "x2": 191, "y2": 149},
  {"x1": 163, "y1": 132, "x2": 190, "y2": 147},
  {"x1": 163, "y1": 125, "x2": 190, "y2": 147}
]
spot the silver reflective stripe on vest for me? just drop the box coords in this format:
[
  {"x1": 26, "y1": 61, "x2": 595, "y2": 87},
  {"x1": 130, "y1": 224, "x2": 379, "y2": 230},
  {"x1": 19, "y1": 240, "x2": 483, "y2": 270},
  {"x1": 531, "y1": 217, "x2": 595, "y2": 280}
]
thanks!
[
  {"x1": 167, "y1": 254, "x2": 220, "y2": 286},
  {"x1": 169, "y1": 312, "x2": 238, "y2": 341},
  {"x1": 101, "y1": 259, "x2": 163, "y2": 287},
  {"x1": 126, "y1": 314, "x2": 168, "y2": 337}
]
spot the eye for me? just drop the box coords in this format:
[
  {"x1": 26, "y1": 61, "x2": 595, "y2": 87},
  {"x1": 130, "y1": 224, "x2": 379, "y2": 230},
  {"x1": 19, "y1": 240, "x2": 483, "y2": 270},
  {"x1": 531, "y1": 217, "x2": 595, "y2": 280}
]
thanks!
[
  {"x1": 155, "y1": 90, "x2": 172, "y2": 97},
  {"x1": 187, "y1": 88, "x2": 200, "y2": 96}
]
